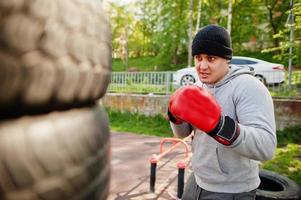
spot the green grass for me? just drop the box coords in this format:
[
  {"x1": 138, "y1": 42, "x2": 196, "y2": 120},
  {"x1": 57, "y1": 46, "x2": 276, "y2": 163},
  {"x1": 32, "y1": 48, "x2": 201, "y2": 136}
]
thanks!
[
  {"x1": 108, "y1": 84, "x2": 175, "y2": 94},
  {"x1": 261, "y1": 144, "x2": 301, "y2": 184},
  {"x1": 276, "y1": 125, "x2": 301, "y2": 146},
  {"x1": 106, "y1": 108, "x2": 173, "y2": 137},
  {"x1": 106, "y1": 108, "x2": 301, "y2": 184},
  {"x1": 268, "y1": 72, "x2": 301, "y2": 97},
  {"x1": 269, "y1": 89, "x2": 300, "y2": 98}
]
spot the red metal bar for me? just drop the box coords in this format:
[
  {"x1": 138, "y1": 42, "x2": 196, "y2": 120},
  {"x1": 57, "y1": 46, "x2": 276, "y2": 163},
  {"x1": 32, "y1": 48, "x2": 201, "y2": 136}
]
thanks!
[
  {"x1": 149, "y1": 132, "x2": 193, "y2": 193},
  {"x1": 156, "y1": 133, "x2": 193, "y2": 162}
]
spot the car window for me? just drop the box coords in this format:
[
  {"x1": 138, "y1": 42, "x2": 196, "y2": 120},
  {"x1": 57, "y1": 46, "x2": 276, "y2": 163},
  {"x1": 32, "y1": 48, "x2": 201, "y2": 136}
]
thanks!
[
  {"x1": 230, "y1": 59, "x2": 247, "y2": 65},
  {"x1": 244, "y1": 60, "x2": 257, "y2": 64},
  {"x1": 231, "y1": 58, "x2": 257, "y2": 65}
]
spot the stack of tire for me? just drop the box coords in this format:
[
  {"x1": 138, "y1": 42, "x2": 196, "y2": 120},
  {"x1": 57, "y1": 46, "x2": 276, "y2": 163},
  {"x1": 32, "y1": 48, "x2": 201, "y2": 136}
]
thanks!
[{"x1": 0, "y1": 0, "x2": 111, "y2": 199}]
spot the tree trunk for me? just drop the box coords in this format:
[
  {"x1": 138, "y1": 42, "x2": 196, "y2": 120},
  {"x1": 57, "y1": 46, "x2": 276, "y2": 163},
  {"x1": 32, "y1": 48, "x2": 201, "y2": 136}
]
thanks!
[
  {"x1": 172, "y1": 46, "x2": 179, "y2": 65},
  {"x1": 265, "y1": 0, "x2": 280, "y2": 48},
  {"x1": 188, "y1": 0, "x2": 193, "y2": 67},
  {"x1": 195, "y1": 0, "x2": 202, "y2": 33},
  {"x1": 227, "y1": 0, "x2": 232, "y2": 35}
]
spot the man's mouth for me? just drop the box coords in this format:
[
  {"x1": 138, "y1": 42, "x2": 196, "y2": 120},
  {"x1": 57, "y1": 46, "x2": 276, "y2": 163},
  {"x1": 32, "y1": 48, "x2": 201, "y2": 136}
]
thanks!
[{"x1": 199, "y1": 73, "x2": 210, "y2": 78}]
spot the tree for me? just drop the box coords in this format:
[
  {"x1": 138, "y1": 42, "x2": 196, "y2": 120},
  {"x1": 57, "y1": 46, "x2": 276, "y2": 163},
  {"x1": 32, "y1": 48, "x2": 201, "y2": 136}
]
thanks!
[
  {"x1": 106, "y1": 0, "x2": 298, "y2": 71},
  {"x1": 188, "y1": 0, "x2": 194, "y2": 67},
  {"x1": 262, "y1": 2, "x2": 301, "y2": 67},
  {"x1": 107, "y1": 3, "x2": 132, "y2": 61},
  {"x1": 140, "y1": 0, "x2": 191, "y2": 69},
  {"x1": 264, "y1": 0, "x2": 290, "y2": 48},
  {"x1": 195, "y1": 0, "x2": 203, "y2": 32},
  {"x1": 227, "y1": 0, "x2": 232, "y2": 35}
]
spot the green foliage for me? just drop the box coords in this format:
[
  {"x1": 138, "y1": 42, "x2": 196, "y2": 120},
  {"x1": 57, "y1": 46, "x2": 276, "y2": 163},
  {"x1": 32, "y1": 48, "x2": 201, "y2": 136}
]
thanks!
[
  {"x1": 140, "y1": 0, "x2": 190, "y2": 67},
  {"x1": 262, "y1": 143, "x2": 301, "y2": 184},
  {"x1": 107, "y1": 3, "x2": 134, "y2": 55},
  {"x1": 262, "y1": 2, "x2": 301, "y2": 67},
  {"x1": 276, "y1": 124, "x2": 301, "y2": 146},
  {"x1": 231, "y1": 0, "x2": 264, "y2": 52},
  {"x1": 106, "y1": 108, "x2": 173, "y2": 137},
  {"x1": 263, "y1": 0, "x2": 290, "y2": 42},
  {"x1": 112, "y1": 56, "x2": 187, "y2": 71},
  {"x1": 112, "y1": 56, "x2": 161, "y2": 71}
]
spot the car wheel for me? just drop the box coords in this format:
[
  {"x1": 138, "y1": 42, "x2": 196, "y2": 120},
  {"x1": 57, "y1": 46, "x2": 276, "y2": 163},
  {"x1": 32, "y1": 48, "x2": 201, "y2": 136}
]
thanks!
[
  {"x1": 180, "y1": 75, "x2": 196, "y2": 86},
  {"x1": 0, "y1": 0, "x2": 111, "y2": 110},
  {"x1": 255, "y1": 75, "x2": 267, "y2": 85},
  {"x1": 0, "y1": 105, "x2": 110, "y2": 200},
  {"x1": 256, "y1": 169, "x2": 301, "y2": 200}
]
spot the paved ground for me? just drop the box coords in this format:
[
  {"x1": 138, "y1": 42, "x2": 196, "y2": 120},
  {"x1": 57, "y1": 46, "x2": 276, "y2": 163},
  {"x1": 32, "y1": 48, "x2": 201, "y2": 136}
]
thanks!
[{"x1": 109, "y1": 132, "x2": 192, "y2": 200}]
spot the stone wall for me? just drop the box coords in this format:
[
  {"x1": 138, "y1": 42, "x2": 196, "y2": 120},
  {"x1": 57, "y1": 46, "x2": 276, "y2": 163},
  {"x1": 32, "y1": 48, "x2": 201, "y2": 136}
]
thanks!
[
  {"x1": 273, "y1": 99, "x2": 301, "y2": 130},
  {"x1": 101, "y1": 93, "x2": 301, "y2": 130}
]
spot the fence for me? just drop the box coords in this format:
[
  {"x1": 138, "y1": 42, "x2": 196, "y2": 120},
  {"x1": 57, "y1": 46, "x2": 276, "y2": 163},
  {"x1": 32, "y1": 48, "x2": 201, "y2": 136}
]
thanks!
[
  {"x1": 108, "y1": 71, "x2": 301, "y2": 98},
  {"x1": 108, "y1": 71, "x2": 173, "y2": 94}
]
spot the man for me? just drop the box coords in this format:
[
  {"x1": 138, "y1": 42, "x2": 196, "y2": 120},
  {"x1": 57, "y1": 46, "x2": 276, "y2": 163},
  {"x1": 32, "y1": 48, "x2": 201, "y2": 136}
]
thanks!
[{"x1": 168, "y1": 25, "x2": 276, "y2": 200}]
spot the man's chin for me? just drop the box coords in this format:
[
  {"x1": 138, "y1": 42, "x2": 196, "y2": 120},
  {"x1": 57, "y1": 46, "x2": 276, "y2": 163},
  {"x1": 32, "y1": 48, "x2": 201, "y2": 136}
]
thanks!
[{"x1": 200, "y1": 78, "x2": 212, "y2": 84}]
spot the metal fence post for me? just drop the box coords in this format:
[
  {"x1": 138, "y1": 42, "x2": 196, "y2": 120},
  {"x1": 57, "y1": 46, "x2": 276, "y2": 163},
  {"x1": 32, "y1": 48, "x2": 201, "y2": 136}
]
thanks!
[{"x1": 165, "y1": 72, "x2": 171, "y2": 94}]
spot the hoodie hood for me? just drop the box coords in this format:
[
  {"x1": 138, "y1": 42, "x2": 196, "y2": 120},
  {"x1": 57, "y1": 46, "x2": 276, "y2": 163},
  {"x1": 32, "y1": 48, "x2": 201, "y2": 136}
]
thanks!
[{"x1": 199, "y1": 65, "x2": 254, "y2": 89}]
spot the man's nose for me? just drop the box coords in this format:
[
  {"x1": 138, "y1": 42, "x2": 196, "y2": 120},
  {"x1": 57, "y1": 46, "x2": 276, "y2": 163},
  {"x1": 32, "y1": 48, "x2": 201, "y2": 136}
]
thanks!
[{"x1": 196, "y1": 60, "x2": 208, "y2": 70}]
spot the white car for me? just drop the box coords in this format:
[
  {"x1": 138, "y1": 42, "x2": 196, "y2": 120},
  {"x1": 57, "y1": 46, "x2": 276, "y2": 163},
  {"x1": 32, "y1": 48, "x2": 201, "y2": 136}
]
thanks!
[{"x1": 173, "y1": 56, "x2": 285, "y2": 87}]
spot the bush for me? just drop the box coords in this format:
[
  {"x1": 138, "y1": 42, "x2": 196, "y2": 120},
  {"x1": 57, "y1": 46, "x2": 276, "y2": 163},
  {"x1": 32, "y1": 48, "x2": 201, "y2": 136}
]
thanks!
[{"x1": 276, "y1": 124, "x2": 301, "y2": 146}]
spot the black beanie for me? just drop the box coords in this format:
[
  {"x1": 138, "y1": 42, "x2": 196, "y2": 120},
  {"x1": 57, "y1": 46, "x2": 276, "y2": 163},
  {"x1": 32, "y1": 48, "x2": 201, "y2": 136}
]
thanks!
[{"x1": 192, "y1": 25, "x2": 232, "y2": 60}]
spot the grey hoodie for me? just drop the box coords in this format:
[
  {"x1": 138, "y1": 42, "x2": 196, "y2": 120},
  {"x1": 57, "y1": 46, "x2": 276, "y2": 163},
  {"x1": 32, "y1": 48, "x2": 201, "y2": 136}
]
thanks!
[{"x1": 170, "y1": 65, "x2": 276, "y2": 193}]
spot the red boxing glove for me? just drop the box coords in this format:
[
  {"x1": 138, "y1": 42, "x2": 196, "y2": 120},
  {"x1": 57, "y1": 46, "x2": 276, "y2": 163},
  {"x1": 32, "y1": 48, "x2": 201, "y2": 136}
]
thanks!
[{"x1": 168, "y1": 85, "x2": 240, "y2": 145}]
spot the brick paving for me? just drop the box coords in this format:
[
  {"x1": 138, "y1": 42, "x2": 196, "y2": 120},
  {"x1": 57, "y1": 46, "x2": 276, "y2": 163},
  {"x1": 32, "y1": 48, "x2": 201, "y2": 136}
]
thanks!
[{"x1": 109, "y1": 132, "x2": 192, "y2": 200}]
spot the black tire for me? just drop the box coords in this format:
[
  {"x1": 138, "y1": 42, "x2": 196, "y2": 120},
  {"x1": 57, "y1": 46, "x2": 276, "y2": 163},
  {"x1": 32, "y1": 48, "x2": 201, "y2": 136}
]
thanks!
[
  {"x1": 180, "y1": 75, "x2": 196, "y2": 86},
  {"x1": 0, "y1": 105, "x2": 110, "y2": 200},
  {"x1": 0, "y1": 0, "x2": 111, "y2": 109},
  {"x1": 256, "y1": 169, "x2": 301, "y2": 200},
  {"x1": 255, "y1": 75, "x2": 267, "y2": 85}
]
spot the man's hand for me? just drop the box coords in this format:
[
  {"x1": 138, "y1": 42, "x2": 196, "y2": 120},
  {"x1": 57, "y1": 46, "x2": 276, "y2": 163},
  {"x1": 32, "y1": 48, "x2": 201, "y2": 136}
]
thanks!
[{"x1": 168, "y1": 85, "x2": 239, "y2": 145}]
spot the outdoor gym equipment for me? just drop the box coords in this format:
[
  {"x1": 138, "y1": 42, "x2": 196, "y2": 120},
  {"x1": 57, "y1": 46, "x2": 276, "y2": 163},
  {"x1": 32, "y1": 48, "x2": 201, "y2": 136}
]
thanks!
[{"x1": 149, "y1": 133, "x2": 193, "y2": 199}]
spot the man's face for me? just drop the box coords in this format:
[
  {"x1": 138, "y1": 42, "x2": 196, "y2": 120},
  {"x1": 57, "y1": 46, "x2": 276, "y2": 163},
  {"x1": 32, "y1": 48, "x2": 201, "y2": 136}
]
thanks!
[{"x1": 194, "y1": 54, "x2": 229, "y2": 84}]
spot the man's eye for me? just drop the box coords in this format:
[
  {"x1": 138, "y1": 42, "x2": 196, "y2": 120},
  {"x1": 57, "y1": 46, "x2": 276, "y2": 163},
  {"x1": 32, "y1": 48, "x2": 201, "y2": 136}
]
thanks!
[
  {"x1": 208, "y1": 56, "x2": 216, "y2": 61},
  {"x1": 195, "y1": 56, "x2": 202, "y2": 61}
]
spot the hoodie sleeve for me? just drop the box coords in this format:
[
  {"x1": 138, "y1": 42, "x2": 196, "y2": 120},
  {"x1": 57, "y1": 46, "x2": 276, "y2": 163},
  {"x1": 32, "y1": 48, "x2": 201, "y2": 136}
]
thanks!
[
  {"x1": 229, "y1": 76, "x2": 276, "y2": 161},
  {"x1": 170, "y1": 122, "x2": 193, "y2": 138}
]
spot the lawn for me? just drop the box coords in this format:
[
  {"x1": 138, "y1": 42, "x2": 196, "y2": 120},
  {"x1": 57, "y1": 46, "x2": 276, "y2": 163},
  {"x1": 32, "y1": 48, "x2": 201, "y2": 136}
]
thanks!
[
  {"x1": 107, "y1": 108, "x2": 173, "y2": 137},
  {"x1": 106, "y1": 108, "x2": 301, "y2": 185}
]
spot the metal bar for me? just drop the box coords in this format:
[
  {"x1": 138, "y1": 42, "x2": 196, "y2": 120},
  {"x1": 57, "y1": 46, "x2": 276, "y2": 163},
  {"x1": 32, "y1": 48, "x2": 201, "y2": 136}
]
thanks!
[
  {"x1": 177, "y1": 168, "x2": 185, "y2": 199},
  {"x1": 157, "y1": 134, "x2": 193, "y2": 161},
  {"x1": 150, "y1": 162, "x2": 157, "y2": 192}
]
